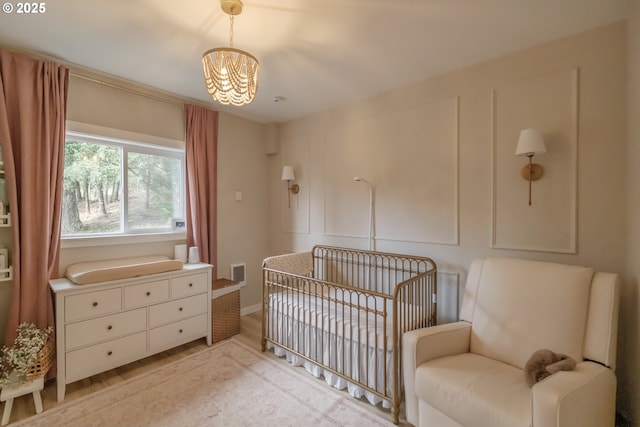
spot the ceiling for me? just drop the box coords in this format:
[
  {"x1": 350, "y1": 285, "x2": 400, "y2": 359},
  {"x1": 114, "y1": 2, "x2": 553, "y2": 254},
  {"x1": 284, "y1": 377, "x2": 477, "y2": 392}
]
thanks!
[{"x1": 0, "y1": 0, "x2": 630, "y2": 124}]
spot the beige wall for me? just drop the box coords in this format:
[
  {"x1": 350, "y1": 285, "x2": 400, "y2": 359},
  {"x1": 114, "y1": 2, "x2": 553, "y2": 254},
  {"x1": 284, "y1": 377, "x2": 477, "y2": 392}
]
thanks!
[
  {"x1": 216, "y1": 112, "x2": 270, "y2": 311},
  {"x1": 270, "y1": 22, "x2": 633, "y2": 420},
  {"x1": 623, "y1": 1, "x2": 640, "y2": 424},
  {"x1": 272, "y1": 21, "x2": 626, "y2": 271},
  {"x1": 67, "y1": 73, "x2": 185, "y2": 142}
]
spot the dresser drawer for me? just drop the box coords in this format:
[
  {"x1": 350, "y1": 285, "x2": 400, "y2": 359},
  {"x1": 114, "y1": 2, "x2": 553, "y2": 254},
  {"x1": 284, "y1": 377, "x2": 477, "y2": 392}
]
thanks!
[
  {"x1": 65, "y1": 331, "x2": 147, "y2": 383},
  {"x1": 65, "y1": 288, "x2": 122, "y2": 322},
  {"x1": 65, "y1": 308, "x2": 146, "y2": 350},
  {"x1": 149, "y1": 314, "x2": 207, "y2": 354},
  {"x1": 171, "y1": 273, "x2": 208, "y2": 299},
  {"x1": 148, "y1": 293, "x2": 208, "y2": 327},
  {"x1": 124, "y1": 279, "x2": 169, "y2": 309}
]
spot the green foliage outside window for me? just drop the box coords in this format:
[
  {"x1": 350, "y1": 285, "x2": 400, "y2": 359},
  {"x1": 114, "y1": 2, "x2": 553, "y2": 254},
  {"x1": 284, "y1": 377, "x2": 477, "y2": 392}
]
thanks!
[{"x1": 62, "y1": 134, "x2": 184, "y2": 236}]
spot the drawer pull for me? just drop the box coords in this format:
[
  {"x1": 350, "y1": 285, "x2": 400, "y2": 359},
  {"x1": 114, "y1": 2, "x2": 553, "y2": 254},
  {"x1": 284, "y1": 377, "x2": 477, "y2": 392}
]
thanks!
[
  {"x1": 179, "y1": 329, "x2": 183, "y2": 333},
  {"x1": 92, "y1": 302, "x2": 98, "y2": 307},
  {"x1": 107, "y1": 325, "x2": 113, "y2": 330},
  {"x1": 107, "y1": 350, "x2": 113, "y2": 356},
  {"x1": 146, "y1": 291, "x2": 151, "y2": 296},
  {"x1": 189, "y1": 283, "x2": 193, "y2": 287},
  {"x1": 179, "y1": 307, "x2": 183, "y2": 311}
]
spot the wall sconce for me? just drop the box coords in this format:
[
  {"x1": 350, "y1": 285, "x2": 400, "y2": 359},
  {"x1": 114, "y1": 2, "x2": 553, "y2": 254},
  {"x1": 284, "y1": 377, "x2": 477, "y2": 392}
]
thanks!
[
  {"x1": 515, "y1": 128, "x2": 547, "y2": 206},
  {"x1": 281, "y1": 165, "x2": 299, "y2": 208}
]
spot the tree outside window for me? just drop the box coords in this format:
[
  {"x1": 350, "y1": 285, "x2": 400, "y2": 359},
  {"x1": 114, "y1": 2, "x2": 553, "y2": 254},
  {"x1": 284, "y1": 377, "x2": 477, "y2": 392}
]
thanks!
[{"x1": 62, "y1": 132, "x2": 185, "y2": 236}]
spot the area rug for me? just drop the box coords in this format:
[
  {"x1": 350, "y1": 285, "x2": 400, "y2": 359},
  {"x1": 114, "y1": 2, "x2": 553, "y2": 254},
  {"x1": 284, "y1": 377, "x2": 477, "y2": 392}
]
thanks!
[{"x1": 14, "y1": 338, "x2": 394, "y2": 426}]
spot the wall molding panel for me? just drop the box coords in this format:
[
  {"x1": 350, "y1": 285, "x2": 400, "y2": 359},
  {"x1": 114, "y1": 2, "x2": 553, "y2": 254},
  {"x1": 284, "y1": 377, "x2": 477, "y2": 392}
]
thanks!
[
  {"x1": 491, "y1": 67, "x2": 579, "y2": 253},
  {"x1": 280, "y1": 135, "x2": 311, "y2": 234},
  {"x1": 324, "y1": 96, "x2": 460, "y2": 246}
]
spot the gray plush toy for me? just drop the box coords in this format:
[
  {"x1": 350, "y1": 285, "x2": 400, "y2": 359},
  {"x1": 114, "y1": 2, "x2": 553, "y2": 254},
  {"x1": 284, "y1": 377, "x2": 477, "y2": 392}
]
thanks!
[{"x1": 524, "y1": 348, "x2": 577, "y2": 387}]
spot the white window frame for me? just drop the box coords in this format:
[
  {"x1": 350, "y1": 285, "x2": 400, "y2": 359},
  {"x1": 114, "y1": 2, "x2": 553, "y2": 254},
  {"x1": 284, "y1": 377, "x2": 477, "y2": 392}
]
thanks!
[{"x1": 61, "y1": 122, "x2": 186, "y2": 248}]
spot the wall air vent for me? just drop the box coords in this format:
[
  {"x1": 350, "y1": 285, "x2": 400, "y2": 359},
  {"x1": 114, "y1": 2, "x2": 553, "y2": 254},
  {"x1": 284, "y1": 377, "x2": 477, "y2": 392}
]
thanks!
[{"x1": 230, "y1": 263, "x2": 246, "y2": 283}]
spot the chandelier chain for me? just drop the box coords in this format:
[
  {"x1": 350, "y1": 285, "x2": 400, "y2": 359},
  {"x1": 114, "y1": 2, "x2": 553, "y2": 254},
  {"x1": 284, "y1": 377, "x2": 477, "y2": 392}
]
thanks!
[{"x1": 229, "y1": 15, "x2": 234, "y2": 48}]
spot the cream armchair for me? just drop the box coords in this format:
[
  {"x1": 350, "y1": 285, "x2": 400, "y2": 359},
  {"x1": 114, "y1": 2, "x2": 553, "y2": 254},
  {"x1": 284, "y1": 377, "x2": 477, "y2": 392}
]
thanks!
[{"x1": 403, "y1": 258, "x2": 619, "y2": 427}]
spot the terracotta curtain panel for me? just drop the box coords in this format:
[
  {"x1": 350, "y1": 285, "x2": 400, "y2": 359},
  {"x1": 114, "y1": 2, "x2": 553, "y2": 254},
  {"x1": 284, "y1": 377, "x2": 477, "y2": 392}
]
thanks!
[
  {"x1": 184, "y1": 104, "x2": 218, "y2": 279},
  {"x1": 0, "y1": 48, "x2": 68, "y2": 345}
]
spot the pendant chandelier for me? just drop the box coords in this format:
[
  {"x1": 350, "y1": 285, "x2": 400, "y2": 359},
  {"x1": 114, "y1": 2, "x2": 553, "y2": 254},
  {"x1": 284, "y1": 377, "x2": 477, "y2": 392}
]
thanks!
[{"x1": 202, "y1": 0, "x2": 259, "y2": 106}]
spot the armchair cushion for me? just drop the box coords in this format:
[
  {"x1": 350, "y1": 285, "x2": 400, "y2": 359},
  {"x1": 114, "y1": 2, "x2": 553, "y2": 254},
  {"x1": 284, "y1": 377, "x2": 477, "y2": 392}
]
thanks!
[
  {"x1": 416, "y1": 353, "x2": 530, "y2": 427},
  {"x1": 414, "y1": 355, "x2": 615, "y2": 427}
]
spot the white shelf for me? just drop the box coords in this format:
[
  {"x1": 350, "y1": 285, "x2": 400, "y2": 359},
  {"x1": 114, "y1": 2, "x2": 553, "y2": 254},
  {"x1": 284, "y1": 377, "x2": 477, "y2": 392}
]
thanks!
[
  {"x1": 0, "y1": 162, "x2": 10, "y2": 285},
  {"x1": 0, "y1": 266, "x2": 12, "y2": 282}
]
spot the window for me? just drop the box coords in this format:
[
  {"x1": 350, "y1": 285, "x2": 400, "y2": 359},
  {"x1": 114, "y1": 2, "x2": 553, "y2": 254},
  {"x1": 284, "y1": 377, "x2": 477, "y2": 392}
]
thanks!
[{"x1": 62, "y1": 131, "x2": 185, "y2": 237}]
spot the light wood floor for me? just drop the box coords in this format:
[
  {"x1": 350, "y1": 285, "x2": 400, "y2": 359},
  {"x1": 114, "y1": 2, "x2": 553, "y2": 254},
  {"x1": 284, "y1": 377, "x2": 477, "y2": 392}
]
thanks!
[{"x1": 2, "y1": 311, "x2": 408, "y2": 426}]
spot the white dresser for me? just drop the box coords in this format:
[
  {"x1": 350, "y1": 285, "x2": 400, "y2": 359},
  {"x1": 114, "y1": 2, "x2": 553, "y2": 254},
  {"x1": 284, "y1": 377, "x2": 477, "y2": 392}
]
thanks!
[{"x1": 49, "y1": 263, "x2": 212, "y2": 401}]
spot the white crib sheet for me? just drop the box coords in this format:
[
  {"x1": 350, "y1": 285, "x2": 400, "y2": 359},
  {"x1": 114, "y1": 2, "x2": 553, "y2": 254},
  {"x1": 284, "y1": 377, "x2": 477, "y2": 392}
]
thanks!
[{"x1": 266, "y1": 291, "x2": 396, "y2": 408}]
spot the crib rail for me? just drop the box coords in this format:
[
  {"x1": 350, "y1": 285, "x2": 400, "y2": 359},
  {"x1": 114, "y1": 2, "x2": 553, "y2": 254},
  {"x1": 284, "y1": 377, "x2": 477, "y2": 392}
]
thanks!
[
  {"x1": 312, "y1": 245, "x2": 434, "y2": 295},
  {"x1": 262, "y1": 246, "x2": 436, "y2": 425}
]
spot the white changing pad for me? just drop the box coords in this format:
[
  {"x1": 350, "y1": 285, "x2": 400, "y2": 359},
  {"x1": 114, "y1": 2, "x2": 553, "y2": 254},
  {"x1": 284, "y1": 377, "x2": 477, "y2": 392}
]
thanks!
[{"x1": 65, "y1": 255, "x2": 183, "y2": 285}]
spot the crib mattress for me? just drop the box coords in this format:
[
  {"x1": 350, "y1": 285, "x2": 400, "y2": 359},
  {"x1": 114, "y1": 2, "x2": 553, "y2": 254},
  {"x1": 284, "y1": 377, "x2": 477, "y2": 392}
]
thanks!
[
  {"x1": 65, "y1": 255, "x2": 183, "y2": 285},
  {"x1": 268, "y1": 289, "x2": 425, "y2": 346},
  {"x1": 269, "y1": 290, "x2": 393, "y2": 347},
  {"x1": 267, "y1": 291, "x2": 396, "y2": 407}
]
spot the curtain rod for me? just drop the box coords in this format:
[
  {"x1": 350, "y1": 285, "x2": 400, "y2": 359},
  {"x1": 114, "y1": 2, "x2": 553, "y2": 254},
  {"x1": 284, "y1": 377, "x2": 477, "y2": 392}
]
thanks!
[
  {"x1": 69, "y1": 72, "x2": 187, "y2": 108},
  {"x1": 2, "y1": 45, "x2": 209, "y2": 109}
]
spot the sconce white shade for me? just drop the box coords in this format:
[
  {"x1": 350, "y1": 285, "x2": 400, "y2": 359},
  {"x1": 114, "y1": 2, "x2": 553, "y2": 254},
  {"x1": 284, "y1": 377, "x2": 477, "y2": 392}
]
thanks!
[
  {"x1": 515, "y1": 129, "x2": 547, "y2": 156},
  {"x1": 281, "y1": 166, "x2": 295, "y2": 181}
]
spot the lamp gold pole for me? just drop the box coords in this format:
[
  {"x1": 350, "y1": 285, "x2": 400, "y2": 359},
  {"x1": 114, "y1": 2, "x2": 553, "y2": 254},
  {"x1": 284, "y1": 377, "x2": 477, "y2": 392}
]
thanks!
[
  {"x1": 521, "y1": 154, "x2": 543, "y2": 206},
  {"x1": 527, "y1": 154, "x2": 533, "y2": 206},
  {"x1": 286, "y1": 181, "x2": 299, "y2": 208}
]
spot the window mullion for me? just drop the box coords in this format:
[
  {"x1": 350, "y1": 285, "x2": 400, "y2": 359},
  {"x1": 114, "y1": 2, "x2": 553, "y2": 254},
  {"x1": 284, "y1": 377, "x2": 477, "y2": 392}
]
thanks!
[{"x1": 122, "y1": 147, "x2": 129, "y2": 233}]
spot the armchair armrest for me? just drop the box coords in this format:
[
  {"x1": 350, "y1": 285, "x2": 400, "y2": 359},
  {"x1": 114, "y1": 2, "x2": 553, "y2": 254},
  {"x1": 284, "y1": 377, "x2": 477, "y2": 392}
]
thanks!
[
  {"x1": 533, "y1": 361, "x2": 616, "y2": 427},
  {"x1": 403, "y1": 321, "x2": 472, "y2": 368},
  {"x1": 402, "y1": 321, "x2": 472, "y2": 425}
]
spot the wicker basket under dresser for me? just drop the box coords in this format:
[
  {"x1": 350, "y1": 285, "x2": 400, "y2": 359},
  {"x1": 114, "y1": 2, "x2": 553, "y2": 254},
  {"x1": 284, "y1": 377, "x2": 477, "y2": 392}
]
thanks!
[
  {"x1": 211, "y1": 278, "x2": 246, "y2": 343},
  {"x1": 49, "y1": 263, "x2": 212, "y2": 402}
]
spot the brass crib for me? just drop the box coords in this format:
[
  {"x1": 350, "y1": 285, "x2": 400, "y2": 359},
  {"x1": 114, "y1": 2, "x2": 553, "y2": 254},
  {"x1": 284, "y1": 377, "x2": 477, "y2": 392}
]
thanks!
[{"x1": 262, "y1": 245, "x2": 437, "y2": 424}]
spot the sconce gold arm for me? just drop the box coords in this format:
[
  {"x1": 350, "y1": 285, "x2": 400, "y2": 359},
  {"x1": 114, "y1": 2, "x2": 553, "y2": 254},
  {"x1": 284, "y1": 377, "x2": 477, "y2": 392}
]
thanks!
[
  {"x1": 521, "y1": 155, "x2": 544, "y2": 206},
  {"x1": 286, "y1": 182, "x2": 299, "y2": 208}
]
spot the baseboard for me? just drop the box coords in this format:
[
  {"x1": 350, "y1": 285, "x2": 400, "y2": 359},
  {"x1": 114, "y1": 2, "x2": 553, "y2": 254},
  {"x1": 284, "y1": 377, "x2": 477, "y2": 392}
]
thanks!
[{"x1": 241, "y1": 303, "x2": 261, "y2": 316}]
